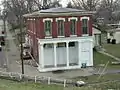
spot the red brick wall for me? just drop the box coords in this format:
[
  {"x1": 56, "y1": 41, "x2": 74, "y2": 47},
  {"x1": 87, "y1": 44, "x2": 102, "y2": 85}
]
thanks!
[
  {"x1": 89, "y1": 16, "x2": 92, "y2": 36},
  {"x1": 77, "y1": 16, "x2": 82, "y2": 36},
  {"x1": 64, "y1": 18, "x2": 70, "y2": 37},
  {"x1": 39, "y1": 18, "x2": 45, "y2": 39},
  {"x1": 52, "y1": 18, "x2": 57, "y2": 38},
  {"x1": 27, "y1": 15, "x2": 93, "y2": 39}
]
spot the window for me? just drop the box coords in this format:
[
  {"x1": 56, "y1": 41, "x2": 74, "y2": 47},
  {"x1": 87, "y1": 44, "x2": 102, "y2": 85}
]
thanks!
[
  {"x1": 44, "y1": 43, "x2": 53, "y2": 48},
  {"x1": 57, "y1": 20, "x2": 64, "y2": 36},
  {"x1": 44, "y1": 21, "x2": 52, "y2": 37},
  {"x1": 69, "y1": 42, "x2": 75, "y2": 47},
  {"x1": 70, "y1": 19, "x2": 76, "y2": 35},
  {"x1": 57, "y1": 42, "x2": 66, "y2": 48},
  {"x1": 81, "y1": 18, "x2": 89, "y2": 35}
]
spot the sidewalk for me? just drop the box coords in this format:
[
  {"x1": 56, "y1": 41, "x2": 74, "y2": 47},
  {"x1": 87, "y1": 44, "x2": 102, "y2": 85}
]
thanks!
[{"x1": 5, "y1": 26, "x2": 94, "y2": 79}]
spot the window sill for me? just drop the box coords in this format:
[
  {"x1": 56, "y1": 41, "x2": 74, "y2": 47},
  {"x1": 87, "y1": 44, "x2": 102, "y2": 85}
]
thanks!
[
  {"x1": 82, "y1": 34, "x2": 89, "y2": 36},
  {"x1": 45, "y1": 36, "x2": 52, "y2": 39},
  {"x1": 70, "y1": 35, "x2": 77, "y2": 37},
  {"x1": 57, "y1": 36, "x2": 65, "y2": 38}
]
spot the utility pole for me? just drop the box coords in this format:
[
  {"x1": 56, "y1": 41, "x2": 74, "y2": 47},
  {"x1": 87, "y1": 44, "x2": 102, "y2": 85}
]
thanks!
[{"x1": 20, "y1": 14, "x2": 24, "y2": 74}]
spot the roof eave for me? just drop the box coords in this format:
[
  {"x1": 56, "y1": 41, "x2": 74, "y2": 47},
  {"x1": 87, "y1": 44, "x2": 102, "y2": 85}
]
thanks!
[{"x1": 23, "y1": 11, "x2": 96, "y2": 18}]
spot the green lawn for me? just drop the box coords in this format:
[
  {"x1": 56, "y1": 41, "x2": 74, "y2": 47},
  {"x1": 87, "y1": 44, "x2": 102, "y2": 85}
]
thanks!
[
  {"x1": 72, "y1": 73, "x2": 120, "y2": 83},
  {"x1": 103, "y1": 44, "x2": 120, "y2": 58},
  {"x1": 93, "y1": 51, "x2": 117, "y2": 67},
  {"x1": 0, "y1": 79, "x2": 100, "y2": 90},
  {"x1": 0, "y1": 79, "x2": 63, "y2": 90}
]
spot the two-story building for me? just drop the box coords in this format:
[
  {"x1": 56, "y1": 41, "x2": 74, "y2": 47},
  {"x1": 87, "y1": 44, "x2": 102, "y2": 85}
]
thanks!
[{"x1": 23, "y1": 8, "x2": 95, "y2": 72}]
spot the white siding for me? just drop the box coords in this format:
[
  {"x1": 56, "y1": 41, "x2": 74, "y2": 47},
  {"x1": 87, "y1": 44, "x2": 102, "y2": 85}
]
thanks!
[
  {"x1": 56, "y1": 47, "x2": 67, "y2": 65},
  {"x1": 44, "y1": 48, "x2": 54, "y2": 66},
  {"x1": 37, "y1": 36, "x2": 93, "y2": 72},
  {"x1": 114, "y1": 32, "x2": 120, "y2": 44},
  {"x1": 69, "y1": 47, "x2": 78, "y2": 64}
]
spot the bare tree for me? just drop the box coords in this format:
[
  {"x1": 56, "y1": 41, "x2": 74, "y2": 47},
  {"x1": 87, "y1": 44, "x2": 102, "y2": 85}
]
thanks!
[
  {"x1": 97, "y1": 0, "x2": 120, "y2": 23},
  {"x1": 71, "y1": 0, "x2": 100, "y2": 11}
]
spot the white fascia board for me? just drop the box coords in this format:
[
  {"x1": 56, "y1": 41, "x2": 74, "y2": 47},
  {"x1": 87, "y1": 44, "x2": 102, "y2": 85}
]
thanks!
[
  {"x1": 68, "y1": 17, "x2": 78, "y2": 21},
  {"x1": 43, "y1": 18, "x2": 53, "y2": 22}
]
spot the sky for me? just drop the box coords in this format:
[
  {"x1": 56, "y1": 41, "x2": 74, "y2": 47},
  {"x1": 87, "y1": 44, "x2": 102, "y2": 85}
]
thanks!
[{"x1": 60, "y1": 0, "x2": 70, "y2": 7}]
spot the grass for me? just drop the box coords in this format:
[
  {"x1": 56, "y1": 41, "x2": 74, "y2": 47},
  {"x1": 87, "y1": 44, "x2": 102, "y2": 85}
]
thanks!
[
  {"x1": 94, "y1": 51, "x2": 113, "y2": 65},
  {"x1": 93, "y1": 51, "x2": 118, "y2": 67},
  {"x1": 0, "y1": 79, "x2": 63, "y2": 90},
  {"x1": 72, "y1": 73, "x2": 120, "y2": 83},
  {"x1": 103, "y1": 44, "x2": 120, "y2": 58},
  {"x1": 0, "y1": 78, "x2": 100, "y2": 90}
]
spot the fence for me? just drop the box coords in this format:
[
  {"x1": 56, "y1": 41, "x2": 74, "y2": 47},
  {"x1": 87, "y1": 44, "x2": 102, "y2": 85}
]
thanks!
[
  {"x1": 1, "y1": 70, "x2": 120, "y2": 89},
  {"x1": 0, "y1": 71, "x2": 75, "y2": 87}
]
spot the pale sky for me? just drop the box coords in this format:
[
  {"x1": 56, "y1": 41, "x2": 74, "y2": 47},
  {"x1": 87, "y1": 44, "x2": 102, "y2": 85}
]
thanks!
[{"x1": 60, "y1": 0, "x2": 70, "y2": 7}]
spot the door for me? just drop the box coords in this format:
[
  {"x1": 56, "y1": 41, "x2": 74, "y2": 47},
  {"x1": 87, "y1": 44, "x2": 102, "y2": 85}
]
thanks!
[{"x1": 81, "y1": 41, "x2": 91, "y2": 66}]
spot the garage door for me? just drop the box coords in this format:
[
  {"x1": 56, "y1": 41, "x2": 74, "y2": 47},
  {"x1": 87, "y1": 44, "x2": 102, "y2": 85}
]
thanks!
[{"x1": 81, "y1": 41, "x2": 91, "y2": 66}]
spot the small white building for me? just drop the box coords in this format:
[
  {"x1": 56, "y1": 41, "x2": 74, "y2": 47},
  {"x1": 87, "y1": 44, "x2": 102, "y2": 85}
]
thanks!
[
  {"x1": 93, "y1": 27, "x2": 101, "y2": 47},
  {"x1": 107, "y1": 28, "x2": 120, "y2": 44}
]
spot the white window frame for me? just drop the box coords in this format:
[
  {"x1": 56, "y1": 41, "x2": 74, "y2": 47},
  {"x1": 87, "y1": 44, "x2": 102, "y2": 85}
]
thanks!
[
  {"x1": 80, "y1": 17, "x2": 90, "y2": 36},
  {"x1": 43, "y1": 19, "x2": 53, "y2": 38},
  {"x1": 56, "y1": 18, "x2": 65, "y2": 22},
  {"x1": 68, "y1": 17, "x2": 78, "y2": 37},
  {"x1": 43, "y1": 18, "x2": 53, "y2": 22},
  {"x1": 68, "y1": 17, "x2": 78, "y2": 21},
  {"x1": 56, "y1": 18, "x2": 65, "y2": 37}
]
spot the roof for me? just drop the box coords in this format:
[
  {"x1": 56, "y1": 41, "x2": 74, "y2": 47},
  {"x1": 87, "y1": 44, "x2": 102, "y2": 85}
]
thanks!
[
  {"x1": 23, "y1": 7, "x2": 96, "y2": 17},
  {"x1": 40, "y1": 8, "x2": 85, "y2": 13},
  {"x1": 93, "y1": 27, "x2": 101, "y2": 34},
  {"x1": 107, "y1": 28, "x2": 120, "y2": 32}
]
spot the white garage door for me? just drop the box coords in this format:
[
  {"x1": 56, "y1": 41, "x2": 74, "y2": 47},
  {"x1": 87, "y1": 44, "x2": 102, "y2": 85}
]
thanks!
[{"x1": 81, "y1": 41, "x2": 91, "y2": 66}]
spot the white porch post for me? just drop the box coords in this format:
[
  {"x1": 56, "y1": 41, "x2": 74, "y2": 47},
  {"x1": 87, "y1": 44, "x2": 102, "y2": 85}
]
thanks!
[
  {"x1": 66, "y1": 42, "x2": 69, "y2": 67},
  {"x1": 54, "y1": 43, "x2": 57, "y2": 67},
  {"x1": 78, "y1": 41, "x2": 81, "y2": 67},
  {"x1": 40, "y1": 43, "x2": 44, "y2": 68}
]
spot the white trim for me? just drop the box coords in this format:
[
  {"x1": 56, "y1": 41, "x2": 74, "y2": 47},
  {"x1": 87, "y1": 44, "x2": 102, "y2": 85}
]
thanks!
[
  {"x1": 68, "y1": 17, "x2": 78, "y2": 21},
  {"x1": 82, "y1": 34, "x2": 89, "y2": 36},
  {"x1": 56, "y1": 18, "x2": 65, "y2": 22},
  {"x1": 45, "y1": 36, "x2": 52, "y2": 39},
  {"x1": 38, "y1": 65, "x2": 81, "y2": 72},
  {"x1": 33, "y1": 18, "x2": 35, "y2": 20},
  {"x1": 43, "y1": 18, "x2": 53, "y2": 22},
  {"x1": 80, "y1": 17, "x2": 90, "y2": 21},
  {"x1": 38, "y1": 36, "x2": 93, "y2": 44},
  {"x1": 66, "y1": 42, "x2": 69, "y2": 67},
  {"x1": 54, "y1": 43, "x2": 57, "y2": 67},
  {"x1": 57, "y1": 36, "x2": 65, "y2": 38},
  {"x1": 78, "y1": 41, "x2": 81, "y2": 67},
  {"x1": 29, "y1": 19, "x2": 33, "y2": 20},
  {"x1": 70, "y1": 35, "x2": 77, "y2": 37},
  {"x1": 40, "y1": 44, "x2": 44, "y2": 68}
]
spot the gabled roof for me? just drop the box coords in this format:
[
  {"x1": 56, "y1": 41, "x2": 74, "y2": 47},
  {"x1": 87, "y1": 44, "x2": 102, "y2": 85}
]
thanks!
[
  {"x1": 40, "y1": 7, "x2": 85, "y2": 13},
  {"x1": 23, "y1": 7, "x2": 96, "y2": 17},
  {"x1": 107, "y1": 28, "x2": 120, "y2": 32}
]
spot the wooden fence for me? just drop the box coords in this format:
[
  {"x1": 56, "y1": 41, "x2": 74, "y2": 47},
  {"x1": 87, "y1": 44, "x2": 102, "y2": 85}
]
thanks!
[{"x1": 0, "y1": 71, "x2": 75, "y2": 87}]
